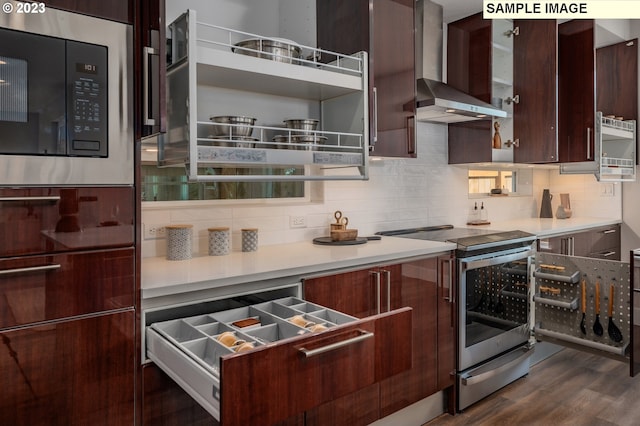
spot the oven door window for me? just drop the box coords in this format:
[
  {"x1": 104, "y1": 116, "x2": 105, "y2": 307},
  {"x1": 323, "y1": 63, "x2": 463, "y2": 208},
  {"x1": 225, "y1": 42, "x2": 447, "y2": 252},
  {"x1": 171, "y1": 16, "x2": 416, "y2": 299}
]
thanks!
[
  {"x1": 0, "y1": 28, "x2": 66, "y2": 155},
  {"x1": 462, "y1": 257, "x2": 530, "y2": 357}
]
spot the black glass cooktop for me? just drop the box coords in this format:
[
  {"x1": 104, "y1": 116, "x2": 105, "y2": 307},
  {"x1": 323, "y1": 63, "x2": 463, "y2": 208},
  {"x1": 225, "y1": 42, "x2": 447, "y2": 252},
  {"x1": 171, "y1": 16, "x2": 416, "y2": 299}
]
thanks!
[{"x1": 377, "y1": 225, "x2": 536, "y2": 253}]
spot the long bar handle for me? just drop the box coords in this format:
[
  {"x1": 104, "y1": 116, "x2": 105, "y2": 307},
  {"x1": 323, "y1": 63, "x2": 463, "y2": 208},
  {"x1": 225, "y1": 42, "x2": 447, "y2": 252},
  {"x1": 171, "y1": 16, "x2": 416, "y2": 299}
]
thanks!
[
  {"x1": 371, "y1": 271, "x2": 381, "y2": 315},
  {"x1": 298, "y1": 330, "x2": 374, "y2": 358},
  {"x1": 143, "y1": 46, "x2": 158, "y2": 126},
  {"x1": 372, "y1": 87, "x2": 378, "y2": 143},
  {"x1": 442, "y1": 258, "x2": 453, "y2": 303},
  {"x1": 603, "y1": 229, "x2": 617, "y2": 234},
  {"x1": 0, "y1": 196, "x2": 60, "y2": 202},
  {"x1": 0, "y1": 264, "x2": 61, "y2": 276},
  {"x1": 461, "y1": 347, "x2": 533, "y2": 386},
  {"x1": 586, "y1": 127, "x2": 592, "y2": 159},
  {"x1": 383, "y1": 269, "x2": 391, "y2": 312}
]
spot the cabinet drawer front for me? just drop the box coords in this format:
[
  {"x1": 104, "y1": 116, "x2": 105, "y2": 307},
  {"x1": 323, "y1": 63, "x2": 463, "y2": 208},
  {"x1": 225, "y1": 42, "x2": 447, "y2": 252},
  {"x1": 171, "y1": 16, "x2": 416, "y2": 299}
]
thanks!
[
  {"x1": 590, "y1": 225, "x2": 620, "y2": 253},
  {"x1": 222, "y1": 308, "x2": 411, "y2": 425},
  {"x1": 0, "y1": 187, "x2": 134, "y2": 257},
  {"x1": 0, "y1": 248, "x2": 134, "y2": 329},
  {"x1": 147, "y1": 307, "x2": 412, "y2": 425},
  {"x1": 0, "y1": 311, "x2": 135, "y2": 425}
]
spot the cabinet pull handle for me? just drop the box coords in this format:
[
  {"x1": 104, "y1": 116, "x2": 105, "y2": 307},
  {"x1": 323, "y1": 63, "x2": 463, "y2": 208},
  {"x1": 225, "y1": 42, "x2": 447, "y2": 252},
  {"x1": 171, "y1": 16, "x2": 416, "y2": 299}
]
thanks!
[
  {"x1": 143, "y1": 46, "x2": 158, "y2": 126},
  {"x1": 0, "y1": 196, "x2": 60, "y2": 202},
  {"x1": 601, "y1": 251, "x2": 617, "y2": 257},
  {"x1": 0, "y1": 264, "x2": 61, "y2": 276},
  {"x1": 372, "y1": 86, "x2": 378, "y2": 144},
  {"x1": 586, "y1": 127, "x2": 592, "y2": 159},
  {"x1": 383, "y1": 269, "x2": 391, "y2": 312},
  {"x1": 603, "y1": 229, "x2": 617, "y2": 234},
  {"x1": 441, "y1": 258, "x2": 453, "y2": 303},
  {"x1": 298, "y1": 329, "x2": 374, "y2": 358},
  {"x1": 406, "y1": 116, "x2": 416, "y2": 154},
  {"x1": 371, "y1": 271, "x2": 381, "y2": 314}
]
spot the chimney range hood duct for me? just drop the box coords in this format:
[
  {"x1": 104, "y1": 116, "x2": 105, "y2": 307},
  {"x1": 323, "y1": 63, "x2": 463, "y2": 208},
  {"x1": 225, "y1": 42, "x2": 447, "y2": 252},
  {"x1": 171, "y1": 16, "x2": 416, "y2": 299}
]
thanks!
[{"x1": 415, "y1": 1, "x2": 507, "y2": 123}]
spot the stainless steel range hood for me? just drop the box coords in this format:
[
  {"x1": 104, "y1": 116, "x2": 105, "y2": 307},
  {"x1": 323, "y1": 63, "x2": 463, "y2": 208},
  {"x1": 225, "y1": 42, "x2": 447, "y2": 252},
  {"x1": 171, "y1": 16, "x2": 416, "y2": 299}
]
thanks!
[{"x1": 416, "y1": 0, "x2": 506, "y2": 123}]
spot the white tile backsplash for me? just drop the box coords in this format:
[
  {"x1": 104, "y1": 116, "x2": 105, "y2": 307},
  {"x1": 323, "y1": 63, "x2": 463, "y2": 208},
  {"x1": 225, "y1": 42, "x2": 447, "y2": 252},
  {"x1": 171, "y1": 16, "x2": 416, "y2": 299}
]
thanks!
[{"x1": 142, "y1": 121, "x2": 622, "y2": 257}]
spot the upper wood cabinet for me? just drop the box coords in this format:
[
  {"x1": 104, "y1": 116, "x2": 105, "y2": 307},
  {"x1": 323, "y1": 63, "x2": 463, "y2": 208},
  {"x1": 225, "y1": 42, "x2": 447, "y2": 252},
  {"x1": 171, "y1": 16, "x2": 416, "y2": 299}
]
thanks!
[
  {"x1": 596, "y1": 39, "x2": 638, "y2": 123},
  {"x1": 513, "y1": 20, "x2": 558, "y2": 163},
  {"x1": 134, "y1": 0, "x2": 166, "y2": 139},
  {"x1": 317, "y1": 0, "x2": 416, "y2": 157},
  {"x1": 41, "y1": 0, "x2": 132, "y2": 23},
  {"x1": 447, "y1": 16, "x2": 559, "y2": 164},
  {"x1": 558, "y1": 20, "x2": 595, "y2": 163}
]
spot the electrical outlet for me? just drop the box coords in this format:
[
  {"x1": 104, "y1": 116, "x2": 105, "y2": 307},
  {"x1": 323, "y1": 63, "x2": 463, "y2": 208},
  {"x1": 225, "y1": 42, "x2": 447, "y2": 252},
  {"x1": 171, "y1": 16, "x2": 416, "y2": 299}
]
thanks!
[
  {"x1": 600, "y1": 183, "x2": 615, "y2": 197},
  {"x1": 144, "y1": 224, "x2": 167, "y2": 239},
  {"x1": 289, "y1": 215, "x2": 307, "y2": 228}
]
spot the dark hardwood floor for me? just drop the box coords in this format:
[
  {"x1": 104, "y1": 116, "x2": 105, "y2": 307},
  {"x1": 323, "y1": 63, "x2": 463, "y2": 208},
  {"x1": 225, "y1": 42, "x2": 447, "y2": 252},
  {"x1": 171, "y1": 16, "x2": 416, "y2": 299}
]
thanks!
[{"x1": 427, "y1": 348, "x2": 640, "y2": 425}]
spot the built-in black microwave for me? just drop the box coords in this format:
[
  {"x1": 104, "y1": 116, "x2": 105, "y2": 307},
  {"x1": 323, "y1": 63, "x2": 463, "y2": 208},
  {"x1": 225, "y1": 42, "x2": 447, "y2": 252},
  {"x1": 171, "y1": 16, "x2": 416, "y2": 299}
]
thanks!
[{"x1": 0, "y1": 27, "x2": 108, "y2": 157}]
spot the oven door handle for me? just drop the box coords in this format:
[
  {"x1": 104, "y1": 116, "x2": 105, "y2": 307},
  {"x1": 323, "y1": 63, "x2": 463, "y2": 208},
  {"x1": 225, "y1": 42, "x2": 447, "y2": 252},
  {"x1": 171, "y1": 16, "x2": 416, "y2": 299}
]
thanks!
[
  {"x1": 460, "y1": 248, "x2": 535, "y2": 271},
  {"x1": 460, "y1": 346, "x2": 534, "y2": 386}
]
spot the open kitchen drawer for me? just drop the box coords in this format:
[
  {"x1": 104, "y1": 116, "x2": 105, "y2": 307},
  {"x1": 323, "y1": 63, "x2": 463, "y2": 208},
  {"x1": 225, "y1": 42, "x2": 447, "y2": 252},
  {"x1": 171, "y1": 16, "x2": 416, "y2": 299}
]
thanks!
[
  {"x1": 533, "y1": 253, "x2": 637, "y2": 375},
  {"x1": 145, "y1": 291, "x2": 412, "y2": 425}
]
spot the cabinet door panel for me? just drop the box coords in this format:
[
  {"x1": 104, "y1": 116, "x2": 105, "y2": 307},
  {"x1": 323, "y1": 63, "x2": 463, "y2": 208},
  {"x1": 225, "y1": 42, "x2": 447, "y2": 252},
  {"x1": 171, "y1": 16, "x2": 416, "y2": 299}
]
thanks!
[
  {"x1": 597, "y1": 39, "x2": 638, "y2": 123},
  {"x1": 0, "y1": 311, "x2": 135, "y2": 425},
  {"x1": 0, "y1": 249, "x2": 134, "y2": 329},
  {"x1": 558, "y1": 20, "x2": 595, "y2": 163},
  {"x1": 513, "y1": 20, "x2": 558, "y2": 163},
  {"x1": 304, "y1": 269, "x2": 377, "y2": 318},
  {"x1": 437, "y1": 254, "x2": 456, "y2": 391},
  {"x1": 317, "y1": 0, "x2": 415, "y2": 158},
  {"x1": 380, "y1": 259, "x2": 438, "y2": 417},
  {"x1": 0, "y1": 187, "x2": 134, "y2": 257}
]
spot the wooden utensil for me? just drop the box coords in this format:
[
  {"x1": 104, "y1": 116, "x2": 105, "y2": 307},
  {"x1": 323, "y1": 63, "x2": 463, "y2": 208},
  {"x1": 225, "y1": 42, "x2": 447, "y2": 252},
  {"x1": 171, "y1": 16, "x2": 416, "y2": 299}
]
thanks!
[
  {"x1": 607, "y1": 283, "x2": 623, "y2": 343},
  {"x1": 580, "y1": 279, "x2": 587, "y2": 335},
  {"x1": 593, "y1": 281, "x2": 603, "y2": 336}
]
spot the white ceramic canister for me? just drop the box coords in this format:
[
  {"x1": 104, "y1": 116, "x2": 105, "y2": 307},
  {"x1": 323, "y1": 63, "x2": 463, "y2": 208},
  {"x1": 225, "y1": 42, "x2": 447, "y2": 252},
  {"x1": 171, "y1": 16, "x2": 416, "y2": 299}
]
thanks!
[
  {"x1": 241, "y1": 228, "x2": 258, "y2": 252},
  {"x1": 208, "y1": 227, "x2": 230, "y2": 256},
  {"x1": 165, "y1": 224, "x2": 193, "y2": 260}
]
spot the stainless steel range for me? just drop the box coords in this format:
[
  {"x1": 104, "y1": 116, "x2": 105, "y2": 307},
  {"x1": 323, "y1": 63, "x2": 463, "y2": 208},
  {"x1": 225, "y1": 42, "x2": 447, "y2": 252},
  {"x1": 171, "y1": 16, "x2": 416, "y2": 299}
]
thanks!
[{"x1": 378, "y1": 225, "x2": 537, "y2": 411}]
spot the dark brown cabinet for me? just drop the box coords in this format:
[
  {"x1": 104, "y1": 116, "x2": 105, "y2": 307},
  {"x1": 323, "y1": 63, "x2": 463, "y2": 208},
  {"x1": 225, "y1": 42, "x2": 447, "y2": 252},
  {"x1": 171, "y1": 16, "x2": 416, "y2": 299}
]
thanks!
[
  {"x1": 134, "y1": 0, "x2": 166, "y2": 139},
  {"x1": 537, "y1": 224, "x2": 621, "y2": 260},
  {"x1": 40, "y1": 0, "x2": 132, "y2": 23},
  {"x1": 304, "y1": 255, "x2": 455, "y2": 424},
  {"x1": 0, "y1": 311, "x2": 135, "y2": 425},
  {"x1": 447, "y1": 17, "x2": 559, "y2": 164},
  {"x1": 0, "y1": 187, "x2": 136, "y2": 425},
  {"x1": 512, "y1": 20, "x2": 558, "y2": 163},
  {"x1": 317, "y1": 0, "x2": 416, "y2": 157},
  {"x1": 596, "y1": 39, "x2": 638, "y2": 127},
  {"x1": 558, "y1": 20, "x2": 595, "y2": 163}
]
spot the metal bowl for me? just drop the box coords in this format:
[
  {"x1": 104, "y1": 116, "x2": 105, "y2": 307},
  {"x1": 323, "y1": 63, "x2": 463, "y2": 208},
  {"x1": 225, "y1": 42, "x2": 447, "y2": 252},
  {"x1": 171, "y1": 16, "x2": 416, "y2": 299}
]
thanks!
[
  {"x1": 284, "y1": 119, "x2": 319, "y2": 134},
  {"x1": 210, "y1": 116, "x2": 256, "y2": 137},
  {"x1": 233, "y1": 38, "x2": 302, "y2": 64},
  {"x1": 210, "y1": 136, "x2": 257, "y2": 148},
  {"x1": 273, "y1": 134, "x2": 326, "y2": 150}
]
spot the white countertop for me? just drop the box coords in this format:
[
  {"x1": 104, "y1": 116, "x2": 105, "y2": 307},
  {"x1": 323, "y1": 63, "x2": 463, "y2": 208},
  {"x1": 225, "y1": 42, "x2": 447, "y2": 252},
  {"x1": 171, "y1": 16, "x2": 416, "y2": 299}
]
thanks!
[
  {"x1": 142, "y1": 216, "x2": 621, "y2": 301},
  {"x1": 142, "y1": 237, "x2": 456, "y2": 299},
  {"x1": 481, "y1": 217, "x2": 621, "y2": 238}
]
